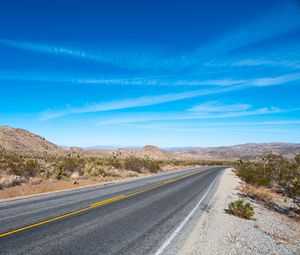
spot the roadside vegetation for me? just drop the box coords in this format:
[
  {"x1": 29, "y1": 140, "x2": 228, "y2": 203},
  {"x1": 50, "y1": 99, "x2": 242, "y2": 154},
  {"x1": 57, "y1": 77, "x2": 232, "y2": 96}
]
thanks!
[
  {"x1": 0, "y1": 147, "x2": 231, "y2": 192},
  {"x1": 0, "y1": 153, "x2": 160, "y2": 189},
  {"x1": 226, "y1": 199, "x2": 255, "y2": 220},
  {"x1": 234, "y1": 153, "x2": 300, "y2": 220}
]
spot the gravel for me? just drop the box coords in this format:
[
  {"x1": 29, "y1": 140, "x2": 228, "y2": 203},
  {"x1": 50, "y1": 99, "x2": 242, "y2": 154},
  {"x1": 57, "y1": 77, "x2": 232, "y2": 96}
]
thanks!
[{"x1": 178, "y1": 168, "x2": 300, "y2": 255}]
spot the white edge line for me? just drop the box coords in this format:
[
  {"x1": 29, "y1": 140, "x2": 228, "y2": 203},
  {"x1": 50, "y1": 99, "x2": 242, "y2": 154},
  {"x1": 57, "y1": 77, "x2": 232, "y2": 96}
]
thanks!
[{"x1": 155, "y1": 174, "x2": 219, "y2": 255}]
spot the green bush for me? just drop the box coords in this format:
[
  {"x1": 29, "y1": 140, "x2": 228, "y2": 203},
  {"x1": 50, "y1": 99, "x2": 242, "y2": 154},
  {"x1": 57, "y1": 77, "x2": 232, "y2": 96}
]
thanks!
[
  {"x1": 145, "y1": 159, "x2": 161, "y2": 173},
  {"x1": 124, "y1": 156, "x2": 144, "y2": 173},
  {"x1": 123, "y1": 156, "x2": 161, "y2": 173},
  {"x1": 84, "y1": 162, "x2": 105, "y2": 176},
  {"x1": 51, "y1": 163, "x2": 68, "y2": 180},
  {"x1": 161, "y1": 159, "x2": 231, "y2": 167},
  {"x1": 235, "y1": 153, "x2": 300, "y2": 208},
  {"x1": 61, "y1": 157, "x2": 84, "y2": 172},
  {"x1": 109, "y1": 152, "x2": 122, "y2": 169},
  {"x1": 23, "y1": 159, "x2": 41, "y2": 177},
  {"x1": 226, "y1": 199, "x2": 254, "y2": 220},
  {"x1": 235, "y1": 160, "x2": 272, "y2": 186},
  {"x1": 1, "y1": 155, "x2": 41, "y2": 178}
]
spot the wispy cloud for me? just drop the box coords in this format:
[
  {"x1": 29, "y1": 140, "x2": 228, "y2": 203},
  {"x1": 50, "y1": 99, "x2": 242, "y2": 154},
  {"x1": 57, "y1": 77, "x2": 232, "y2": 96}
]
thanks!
[
  {"x1": 188, "y1": 101, "x2": 251, "y2": 113},
  {"x1": 1, "y1": 69, "x2": 300, "y2": 89},
  {"x1": 232, "y1": 59, "x2": 300, "y2": 69},
  {"x1": 247, "y1": 73, "x2": 300, "y2": 87},
  {"x1": 0, "y1": 1, "x2": 299, "y2": 100},
  {"x1": 184, "y1": 3, "x2": 300, "y2": 66},
  {"x1": 2, "y1": 1, "x2": 300, "y2": 129},
  {"x1": 39, "y1": 71, "x2": 300, "y2": 121},
  {"x1": 0, "y1": 39, "x2": 165, "y2": 71},
  {"x1": 40, "y1": 89, "x2": 226, "y2": 120},
  {"x1": 96, "y1": 106, "x2": 283, "y2": 125},
  {"x1": 0, "y1": 70, "x2": 247, "y2": 87},
  {"x1": 118, "y1": 120, "x2": 300, "y2": 133}
]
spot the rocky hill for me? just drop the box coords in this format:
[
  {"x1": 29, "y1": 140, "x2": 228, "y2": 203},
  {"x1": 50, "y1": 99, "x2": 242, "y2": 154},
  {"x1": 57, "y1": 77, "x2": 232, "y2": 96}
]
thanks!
[
  {"x1": 0, "y1": 126, "x2": 63, "y2": 155},
  {"x1": 83, "y1": 145, "x2": 172, "y2": 160}
]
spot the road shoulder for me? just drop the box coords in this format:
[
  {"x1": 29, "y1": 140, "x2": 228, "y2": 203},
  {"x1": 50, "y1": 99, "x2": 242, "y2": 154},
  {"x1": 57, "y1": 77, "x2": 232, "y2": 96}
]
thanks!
[{"x1": 179, "y1": 168, "x2": 300, "y2": 255}]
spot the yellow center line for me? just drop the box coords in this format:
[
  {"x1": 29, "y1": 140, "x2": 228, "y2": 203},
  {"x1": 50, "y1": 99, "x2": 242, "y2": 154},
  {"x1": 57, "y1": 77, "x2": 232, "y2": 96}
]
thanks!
[
  {"x1": 125, "y1": 183, "x2": 165, "y2": 197},
  {"x1": 0, "y1": 207, "x2": 92, "y2": 238},
  {"x1": 90, "y1": 195, "x2": 127, "y2": 207},
  {"x1": 0, "y1": 170, "x2": 202, "y2": 238}
]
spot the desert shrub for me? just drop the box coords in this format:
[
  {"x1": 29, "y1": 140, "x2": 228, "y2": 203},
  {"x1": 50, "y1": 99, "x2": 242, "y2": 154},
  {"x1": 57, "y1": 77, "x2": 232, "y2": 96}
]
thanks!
[
  {"x1": 60, "y1": 157, "x2": 85, "y2": 174},
  {"x1": 84, "y1": 162, "x2": 105, "y2": 176},
  {"x1": 279, "y1": 174, "x2": 300, "y2": 206},
  {"x1": 103, "y1": 168, "x2": 121, "y2": 177},
  {"x1": 23, "y1": 159, "x2": 41, "y2": 177},
  {"x1": 108, "y1": 157, "x2": 122, "y2": 169},
  {"x1": 51, "y1": 163, "x2": 68, "y2": 180},
  {"x1": 145, "y1": 159, "x2": 161, "y2": 173},
  {"x1": 235, "y1": 160, "x2": 272, "y2": 186},
  {"x1": 161, "y1": 159, "x2": 231, "y2": 167},
  {"x1": 235, "y1": 153, "x2": 300, "y2": 209},
  {"x1": 295, "y1": 154, "x2": 300, "y2": 166},
  {"x1": 0, "y1": 145, "x2": 6, "y2": 157},
  {"x1": 1, "y1": 155, "x2": 41, "y2": 178},
  {"x1": 277, "y1": 155, "x2": 300, "y2": 205},
  {"x1": 109, "y1": 152, "x2": 122, "y2": 169},
  {"x1": 226, "y1": 199, "x2": 254, "y2": 220},
  {"x1": 123, "y1": 156, "x2": 161, "y2": 173},
  {"x1": 124, "y1": 156, "x2": 144, "y2": 173},
  {"x1": 1, "y1": 155, "x2": 22, "y2": 176}
]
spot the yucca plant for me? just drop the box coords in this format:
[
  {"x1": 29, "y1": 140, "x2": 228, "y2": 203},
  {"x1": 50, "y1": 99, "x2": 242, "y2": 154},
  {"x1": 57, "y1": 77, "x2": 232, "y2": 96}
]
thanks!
[{"x1": 226, "y1": 199, "x2": 254, "y2": 220}]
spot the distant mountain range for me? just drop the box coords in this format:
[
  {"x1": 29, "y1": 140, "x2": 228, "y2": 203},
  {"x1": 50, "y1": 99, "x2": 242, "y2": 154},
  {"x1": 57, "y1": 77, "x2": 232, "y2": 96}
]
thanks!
[
  {"x1": 1, "y1": 126, "x2": 300, "y2": 160},
  {"x1": 82, "y1": 145, "x2": 141, "y2": 150}
]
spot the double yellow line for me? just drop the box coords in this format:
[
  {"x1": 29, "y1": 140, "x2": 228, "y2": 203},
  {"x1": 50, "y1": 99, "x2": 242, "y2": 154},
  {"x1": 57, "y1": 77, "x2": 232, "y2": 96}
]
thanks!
[{"x1": 0, "y1": 170, "x2": 201, "y2": 238}]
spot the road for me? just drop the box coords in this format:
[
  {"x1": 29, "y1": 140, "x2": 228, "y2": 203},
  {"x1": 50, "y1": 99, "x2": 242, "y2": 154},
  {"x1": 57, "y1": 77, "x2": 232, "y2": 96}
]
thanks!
[{"x1": 0, "y1": 166, "x2": 226, "y2": 255}]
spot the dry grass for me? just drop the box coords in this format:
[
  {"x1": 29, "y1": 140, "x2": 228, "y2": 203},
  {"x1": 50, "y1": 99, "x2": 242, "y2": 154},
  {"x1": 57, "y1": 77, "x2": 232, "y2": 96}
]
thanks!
[
  {"x1": 239, "y1": 183, "x2": 300, "y2": 222},
  {"x1": 239, "y1": 184, "x2": 277, "y2": 204}
]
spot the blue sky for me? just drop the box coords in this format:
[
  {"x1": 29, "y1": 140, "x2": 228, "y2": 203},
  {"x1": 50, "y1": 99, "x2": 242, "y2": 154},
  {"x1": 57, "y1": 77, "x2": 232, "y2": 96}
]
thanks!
[{"x1": 0, "y1": 0, "x2": 300, "y2": 147}]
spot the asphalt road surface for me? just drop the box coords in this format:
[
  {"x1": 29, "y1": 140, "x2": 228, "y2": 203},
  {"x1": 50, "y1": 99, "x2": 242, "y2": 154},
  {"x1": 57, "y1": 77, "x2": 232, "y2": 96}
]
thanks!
[{"x1": 0, "y1": 166, "x2": 226, "y2": 255}]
